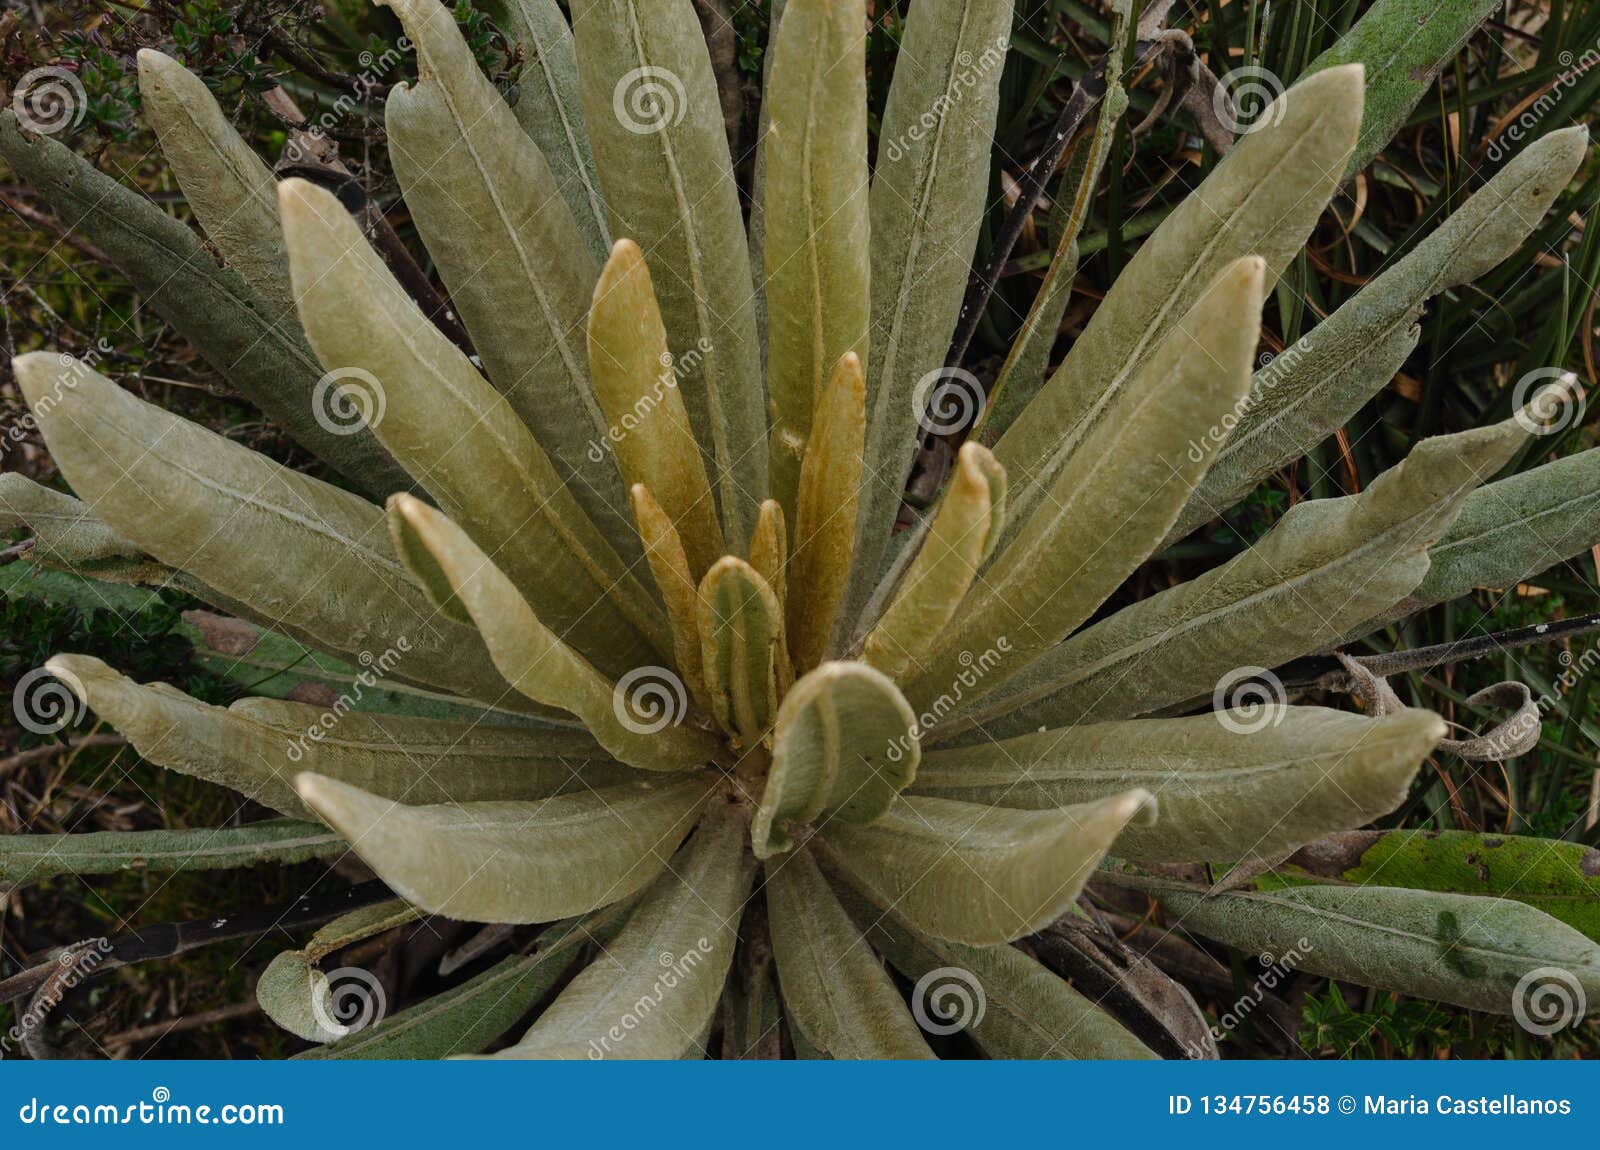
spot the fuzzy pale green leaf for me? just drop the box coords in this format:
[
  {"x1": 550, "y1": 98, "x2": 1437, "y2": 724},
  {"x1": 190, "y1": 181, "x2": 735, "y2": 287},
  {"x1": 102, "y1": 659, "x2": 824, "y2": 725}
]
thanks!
[
  {"x1": 820, "y1": 790, "x2": 1156, "y2": 945},
  {"x1": 916, "y1": 707, "x2": 1443, "y2": 863},
  {"x1": 1171, "y1": 127, "x2": 1588, "y2": 542},
  {"x1": 46, "y1": 655, "x2": 621, "y2": 819},
  {"x1": 909, "y1": 257, "x2": 1265, "y2": 716},
  {"x1": 1306, "y1": 0, "x2": 1504, "y2": 177},
  {"x1": 763, "y1": 0, "x2": 870, "y2": 520},
  {"x1": 1116, "y1": 875, "x2": 1600, "y2": 1017},
  {"x1": 13, "y1": 353, "x2": 505, "y2": 704},
  {"x1": 390, "y1": 494, "x2": 719, "y2": 771},
  {"x1": 960, "y1": 409, "x2": 1535, "y2": 738},
  {"x1": 862, "y1": 442, "x2": 1004, "y2": 682},
  {"x1": 380, "y1": 0, "x2": 640, "y2": 564},
  {"x1": 488, "y1": 806, "x2": 752, "y2": 1058},
  {"x1": 991, "y1": 66, "x2": 1363, "y2": 536},
  {"x1": 296, "y1": 772, "x2": 712, "y2": 924},
  {"x1": 571, "y1": 0, "x2": 767, "y2": 544},
  {"x1": 281, "y1": 179, "x2": 666, "y2": 675},
  {"x1": 789, "y1": 352, "x2": 866, "y2": 672},
  {"x1": 0, "y1": 820, "x2": 341, "y2": 890},
  {"x1": 766, "y1": 847, "x2": 934, "y2": 1059},
  {"x1": 834, "y1": 879, "x2": 1156, "y2": 1059},
  {"x1": 752, "y1": 661, "x2": 918, "y2": 857},
  {"x1": 590, "y1": 239, "x2": 723, "y2": 578},
  {"x1": 479, "y1": 0, "x2": 610, "y2": 263},
  {"x1": 0, "y1": 113, "x2": 408, "y2": 497},
  {"x1": 846, "y1": 0, "x2": 1014, "y2": 636}
]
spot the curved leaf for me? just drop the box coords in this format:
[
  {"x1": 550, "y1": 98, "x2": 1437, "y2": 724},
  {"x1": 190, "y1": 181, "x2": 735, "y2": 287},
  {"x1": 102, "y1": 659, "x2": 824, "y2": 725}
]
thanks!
[
  {"x1": 753, "y1": 661, "x2": 918, "y2": 857},
  {"x1": 820, "y1": 790, "x2": 1157, "y2": 945},
  {"x1": 14, "y1": 353, "x2": 506, "y2": 704},
  {"x1": 295, "y1": 772, "x2": 713, "y2": 923},
  {"x1": 916, "y1": 707, "x2": 1444, "y2": 863},
  {"x1": 281, "y1": 179, "x2": 666, "y2": 675},
  {"x1": 862, "y1": 442, "x2": 1004, "y2": 681},
  {"x1": 489, "y1": 805, "x2": 752, "y2": 1058},
  {"x1": 259, "y1": 900, "x2": 421, "y2": 1042},
  {"x1": 698, "y1": 557, "x2": 784, "y2": 748},
  {"x1": 389, "y1": 494, "x2": 720, "y2": 771}
]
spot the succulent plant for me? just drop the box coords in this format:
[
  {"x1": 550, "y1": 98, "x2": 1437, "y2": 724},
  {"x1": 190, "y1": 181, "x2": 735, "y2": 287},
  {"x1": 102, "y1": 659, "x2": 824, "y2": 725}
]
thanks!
[{"x1": 5, "y1": 0, "x2": 1600, "y2": 1059}]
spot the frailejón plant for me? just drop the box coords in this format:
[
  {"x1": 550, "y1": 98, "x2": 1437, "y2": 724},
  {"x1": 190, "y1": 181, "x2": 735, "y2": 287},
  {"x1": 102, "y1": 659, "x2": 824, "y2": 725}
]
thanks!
[{"x1": 4, "y1": 0, "x2": 1600, "y2": 1058}]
